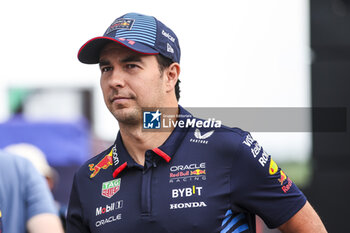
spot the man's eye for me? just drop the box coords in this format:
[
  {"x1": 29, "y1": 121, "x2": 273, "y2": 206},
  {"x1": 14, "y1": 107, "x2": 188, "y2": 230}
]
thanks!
[
  {"x1": 125, "y1": 64, "x2": 137, "y2": 69},
  {"x1": 101, "y1": 67, "x2": 112, "y2": 73}
]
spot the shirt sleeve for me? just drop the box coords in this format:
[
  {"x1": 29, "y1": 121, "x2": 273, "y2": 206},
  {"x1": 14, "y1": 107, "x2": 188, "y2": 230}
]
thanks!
[
  {"x1": 66, "y1": 173, "x2": 91, "y2": 233},
  {"x1": 23, "y1": 159, "x2": 57, "y2": 221},
  {"x1": 230, "y1": 132, "x2": 307, "y2": 228}
]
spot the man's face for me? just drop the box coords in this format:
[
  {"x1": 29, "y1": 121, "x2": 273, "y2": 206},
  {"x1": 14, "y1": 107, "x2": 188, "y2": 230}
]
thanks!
[{"x1": 99, "y1": 42, "x2": 167, "y2": 125}]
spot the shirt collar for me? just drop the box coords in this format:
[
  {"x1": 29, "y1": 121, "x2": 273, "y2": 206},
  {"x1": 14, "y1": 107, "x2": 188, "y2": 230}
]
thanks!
[{"x1": 112, "y1": 105, "x2": 191, "y2": 178}]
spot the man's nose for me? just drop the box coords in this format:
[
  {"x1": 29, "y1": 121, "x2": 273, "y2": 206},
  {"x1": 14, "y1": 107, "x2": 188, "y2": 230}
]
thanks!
[{"x1": 109, "y1": 68, "x2": 126, "y2": 88}]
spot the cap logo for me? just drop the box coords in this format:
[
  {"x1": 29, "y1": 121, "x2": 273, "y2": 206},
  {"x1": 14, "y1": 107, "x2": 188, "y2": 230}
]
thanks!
[
  {"x1": 162, "y1": 30, "x2": 175, "y2": 42},
  {"x1": 105, "y1": 18, "x2": 135, "y2": 35},
  {"x1": 167, "y1": 43, "x2": 174, "y2": 54}
]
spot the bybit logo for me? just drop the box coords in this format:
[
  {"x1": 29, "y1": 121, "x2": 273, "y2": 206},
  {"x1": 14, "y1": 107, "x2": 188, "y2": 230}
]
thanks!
[{"x1": 172, "y1": 185, "x2": 203, "y2": 198}]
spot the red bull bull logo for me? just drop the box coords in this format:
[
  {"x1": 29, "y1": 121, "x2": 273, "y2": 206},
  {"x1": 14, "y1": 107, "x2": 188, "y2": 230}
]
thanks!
[
  {"x1": 278, "y1": 170, "x2": 287, "y2": 185},
  {"x1": 89, "y1": 149, "x2": 113, "y2": 178},
  {"x1": 191, "y1": 169, "x2": 206, "y2": 176},
  {"x1": 107, "y1": 18, "x2": 134, "y2": 33}
]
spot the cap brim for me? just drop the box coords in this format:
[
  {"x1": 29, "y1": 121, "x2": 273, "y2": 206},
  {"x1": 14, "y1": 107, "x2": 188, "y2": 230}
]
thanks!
[{"x1": 78, "y1": 37, "x2": 159, "y2": 64}]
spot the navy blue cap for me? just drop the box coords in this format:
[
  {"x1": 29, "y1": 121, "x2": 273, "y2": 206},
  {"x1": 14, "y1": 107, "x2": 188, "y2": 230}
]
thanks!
[{"x1": 78, "y1": 13, "x2": 181, "y2": 64}]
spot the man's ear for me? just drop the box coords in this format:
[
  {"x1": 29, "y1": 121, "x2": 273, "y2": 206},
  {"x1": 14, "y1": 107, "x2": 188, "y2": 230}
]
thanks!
[{"x1": 165, "y1": 63, "x2": 180, "y2": 92}]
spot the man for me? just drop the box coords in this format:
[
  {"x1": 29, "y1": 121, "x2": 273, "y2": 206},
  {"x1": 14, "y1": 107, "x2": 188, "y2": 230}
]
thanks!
[
  {"x1": 4, "y1": 143, "x2": 67, "y2": 230},
  {"x1": 0, "y1": 149, "x2": 64, "y2": 233},
  {"x1": 67, "y1": 12, "x2": 327, "y2": 233}
]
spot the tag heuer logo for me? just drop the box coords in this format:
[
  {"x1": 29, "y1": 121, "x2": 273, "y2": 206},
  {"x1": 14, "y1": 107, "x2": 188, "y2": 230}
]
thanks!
[{"x1": 101, "y1": 178, "x2": 121, "y2": 198}]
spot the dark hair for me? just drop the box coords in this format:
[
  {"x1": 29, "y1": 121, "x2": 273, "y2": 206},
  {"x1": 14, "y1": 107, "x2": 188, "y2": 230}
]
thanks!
[{"x1": 156, "y1": 54, "x2": 181, "y2": 101}]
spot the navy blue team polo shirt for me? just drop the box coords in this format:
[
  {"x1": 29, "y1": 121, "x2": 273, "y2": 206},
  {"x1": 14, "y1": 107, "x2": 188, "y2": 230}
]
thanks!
[{"x1": 67, "y1": 106, "x2": 306, "y2": 233}]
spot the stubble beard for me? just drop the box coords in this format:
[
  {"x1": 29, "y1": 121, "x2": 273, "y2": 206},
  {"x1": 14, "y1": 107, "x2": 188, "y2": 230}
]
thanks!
[
  {"x1": 105, "y1": 88, "x2": 141, "y2": 126},
  {"x1": 111, "y1": 104, "x2": 142, "y2": 126}
]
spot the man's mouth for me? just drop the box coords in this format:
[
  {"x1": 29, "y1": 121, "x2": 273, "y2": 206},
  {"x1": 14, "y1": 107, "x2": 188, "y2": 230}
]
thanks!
[{"x1": 110, "y1": 96, "x2": 134, "y2": 104}]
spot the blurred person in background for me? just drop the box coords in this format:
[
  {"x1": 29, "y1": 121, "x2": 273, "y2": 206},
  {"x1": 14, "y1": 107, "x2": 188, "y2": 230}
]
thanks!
[
  {"x1": 0, "y1": 149, "x2": 64, "y2": 233},
  {"x1": 4, "y1": 143, "x2": 67, "y2": 231},
  {"x1": 0, "y1": 210, "x2": 2, "y2": 233}
]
